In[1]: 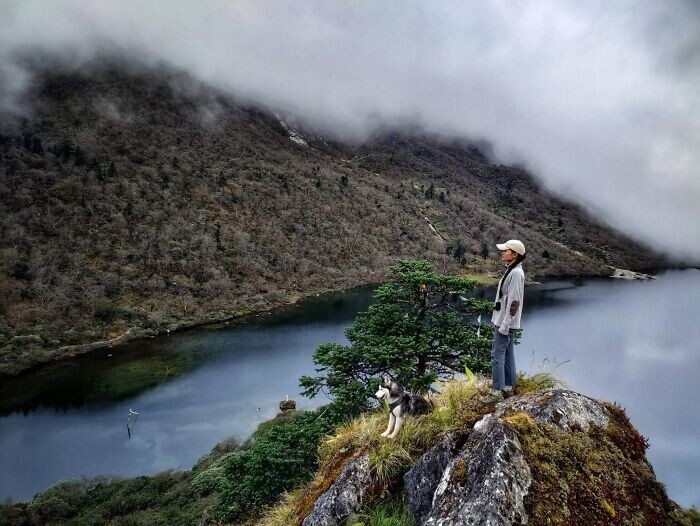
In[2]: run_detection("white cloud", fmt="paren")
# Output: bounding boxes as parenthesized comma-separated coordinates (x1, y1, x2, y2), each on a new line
(1, 0, 699, 259)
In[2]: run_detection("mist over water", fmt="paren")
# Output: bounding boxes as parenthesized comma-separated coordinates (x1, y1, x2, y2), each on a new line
(2, 1, 700, 259)
(1, 270, 698, 507)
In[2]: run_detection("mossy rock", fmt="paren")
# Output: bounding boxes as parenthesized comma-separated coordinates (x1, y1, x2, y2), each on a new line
(508, 401, 683, 525)
(280, 399, 297, 412)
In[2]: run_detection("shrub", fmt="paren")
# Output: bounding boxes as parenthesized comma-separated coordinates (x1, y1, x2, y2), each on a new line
(214, 406, 342, 522)
(94, 300, 127, 322)
(191, 465, 228, 496)
(27, 479, 87, 523)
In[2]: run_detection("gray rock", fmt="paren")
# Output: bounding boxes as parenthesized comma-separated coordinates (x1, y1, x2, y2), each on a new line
(404, 434, 458, 525)
(302, 455, 372, 526)
(426, 422, 531, 526)
(478, 389, 609, 434)
(610, 267, 655, 280)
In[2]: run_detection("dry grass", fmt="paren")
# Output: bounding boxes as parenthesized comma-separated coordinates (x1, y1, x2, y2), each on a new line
(256, 490, 300, 526)
(318, 413, 385, 468)
(318, 412, 439, 495)
(368, 443, 414, 490)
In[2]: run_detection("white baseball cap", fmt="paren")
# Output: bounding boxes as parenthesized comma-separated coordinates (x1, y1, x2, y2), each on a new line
(496, 239, 526, 255)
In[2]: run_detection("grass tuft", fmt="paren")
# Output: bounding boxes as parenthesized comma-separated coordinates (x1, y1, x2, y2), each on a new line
(368, 443, 413, 491)
(352, 497, 417, 526)
(318, 413, 384, 469)
(429, 374, 493, 433)
(514, 371, 564, 395)
(256, 489, 302, 526)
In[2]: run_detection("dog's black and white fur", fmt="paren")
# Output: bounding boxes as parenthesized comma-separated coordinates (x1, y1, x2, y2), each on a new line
(375, 375, 431, 438)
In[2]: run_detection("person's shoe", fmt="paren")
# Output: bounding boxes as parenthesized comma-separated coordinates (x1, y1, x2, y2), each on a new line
(487, 389, 505, 402)
(502, 387, 514, 399)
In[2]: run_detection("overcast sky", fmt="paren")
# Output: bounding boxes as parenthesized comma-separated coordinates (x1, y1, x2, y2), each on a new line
(1, 0, 699, 260)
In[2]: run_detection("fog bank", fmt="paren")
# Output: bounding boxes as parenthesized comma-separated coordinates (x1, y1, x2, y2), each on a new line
(1, 0, 699, 259)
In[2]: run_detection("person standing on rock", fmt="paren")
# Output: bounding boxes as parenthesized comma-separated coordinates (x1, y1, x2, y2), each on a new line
(490, 239, 526, 398)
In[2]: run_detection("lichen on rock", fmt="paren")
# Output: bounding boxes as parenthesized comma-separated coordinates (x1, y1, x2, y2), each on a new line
(404, 433, 460, 525)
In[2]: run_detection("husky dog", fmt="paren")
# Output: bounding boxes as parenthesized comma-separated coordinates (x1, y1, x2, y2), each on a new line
(375, 375, 431, 438)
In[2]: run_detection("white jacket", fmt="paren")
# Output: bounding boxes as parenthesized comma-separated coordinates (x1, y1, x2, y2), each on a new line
(491, 261, 525, 334)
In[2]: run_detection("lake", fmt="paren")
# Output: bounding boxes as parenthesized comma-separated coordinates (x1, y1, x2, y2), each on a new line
(1, 269, 698, 508)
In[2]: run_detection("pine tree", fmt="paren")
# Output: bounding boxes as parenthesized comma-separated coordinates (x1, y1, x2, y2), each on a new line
(300, 260, 494, 414)
(480, 243, 490, 259)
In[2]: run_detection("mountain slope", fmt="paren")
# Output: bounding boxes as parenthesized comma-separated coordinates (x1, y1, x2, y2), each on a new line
(0, 64, 669, 375)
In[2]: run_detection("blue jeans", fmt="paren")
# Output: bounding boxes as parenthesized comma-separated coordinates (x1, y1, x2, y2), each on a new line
(491, 328, 517, 390)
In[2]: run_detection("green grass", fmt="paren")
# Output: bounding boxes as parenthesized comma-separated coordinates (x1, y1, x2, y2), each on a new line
(514, 371, 565, 395)
(352, 498, 416, 526)
(461, 272, 499, 285)
(679, 507, 700, 526)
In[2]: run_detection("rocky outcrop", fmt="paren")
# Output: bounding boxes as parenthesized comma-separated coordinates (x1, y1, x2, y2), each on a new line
(302, 389, 685, 526)
(279, 398, 297, 412)
(301, 455, 373, 526)
(424, 421, 531, 526)
(479, 388, 609, 432)
(404, 433, 459, 525)
(404, 390, 609, 526)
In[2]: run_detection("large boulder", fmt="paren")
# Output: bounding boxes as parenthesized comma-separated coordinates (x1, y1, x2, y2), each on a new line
(424, 421, 531, 526)
(404, 389, 683, 526)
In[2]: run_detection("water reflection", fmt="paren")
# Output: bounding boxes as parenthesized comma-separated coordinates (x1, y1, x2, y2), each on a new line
(0, 286, 377, 502)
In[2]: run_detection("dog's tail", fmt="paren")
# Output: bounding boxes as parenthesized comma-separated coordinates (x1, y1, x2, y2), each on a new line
(411, 394, 433, 415)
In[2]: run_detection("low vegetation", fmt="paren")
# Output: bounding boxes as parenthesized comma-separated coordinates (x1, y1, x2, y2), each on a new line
(213, 407, 344, 522)
(352, 498, 417, 526)
(258, 372, 560, 525)
(0, 408, 339, 526)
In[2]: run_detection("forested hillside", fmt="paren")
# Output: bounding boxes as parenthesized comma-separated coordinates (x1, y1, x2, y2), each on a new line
(0, 64, 668, 375)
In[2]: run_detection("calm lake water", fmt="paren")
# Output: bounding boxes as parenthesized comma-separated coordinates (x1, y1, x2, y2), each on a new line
(1, 269, 698, 508)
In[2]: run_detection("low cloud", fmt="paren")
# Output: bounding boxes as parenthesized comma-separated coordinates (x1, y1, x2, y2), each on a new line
(1, 0, 699, 259)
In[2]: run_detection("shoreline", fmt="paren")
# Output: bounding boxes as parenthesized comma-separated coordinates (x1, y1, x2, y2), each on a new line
(0, 266, 684, 379)
(0, 277, 386, 379)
